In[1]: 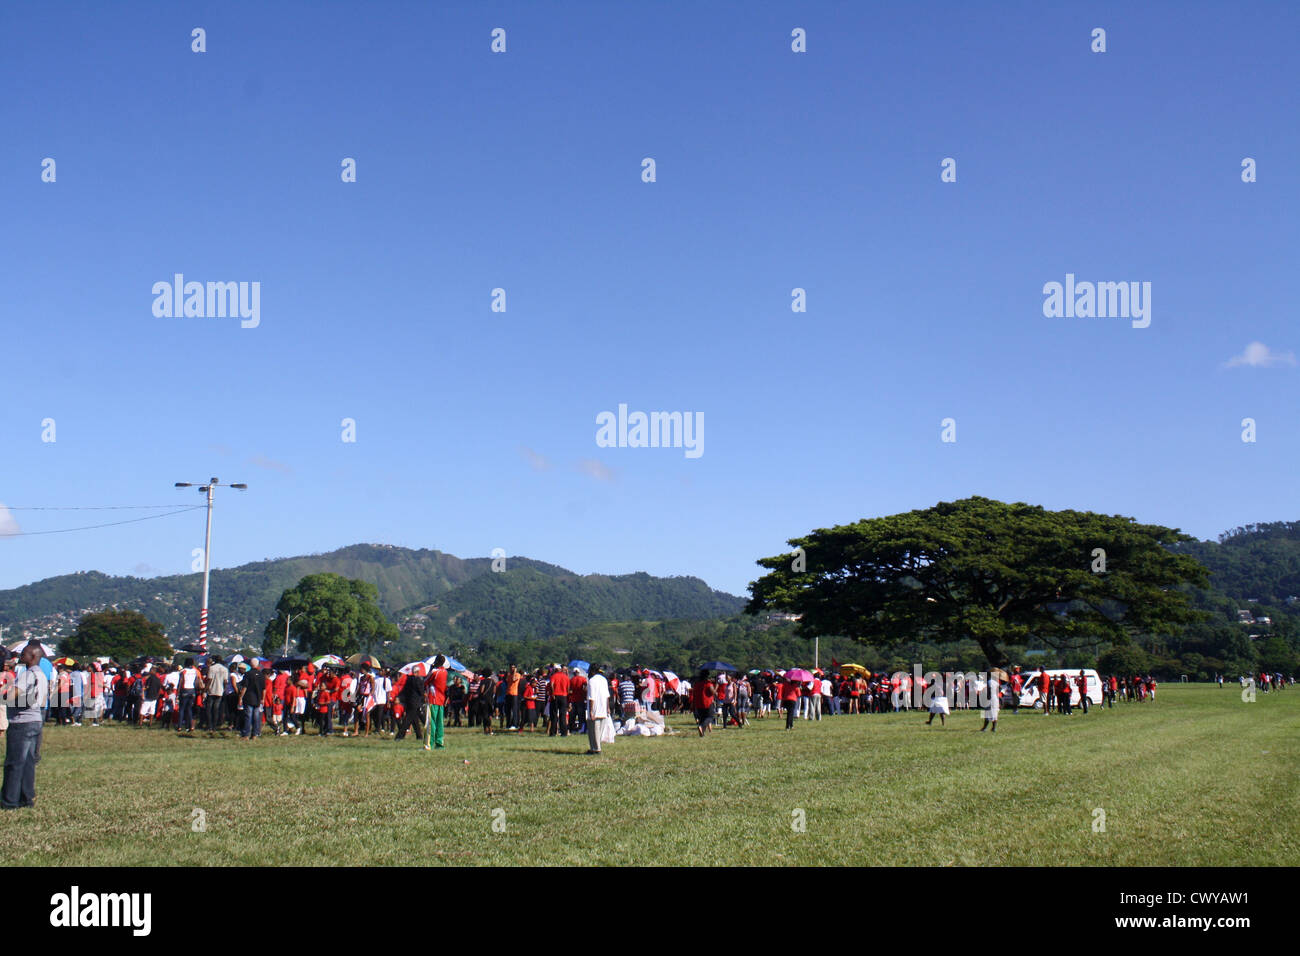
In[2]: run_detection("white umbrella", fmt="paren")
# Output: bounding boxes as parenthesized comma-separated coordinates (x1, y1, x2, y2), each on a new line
(8, 640, 56, 657)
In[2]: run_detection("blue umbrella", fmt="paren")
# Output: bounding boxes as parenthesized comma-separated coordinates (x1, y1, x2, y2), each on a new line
(568, 659, 590, 672)
(699, 660, 737, 672)
(423, 655, 470, 674)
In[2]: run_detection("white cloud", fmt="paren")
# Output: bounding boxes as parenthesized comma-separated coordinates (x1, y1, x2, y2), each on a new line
(0, 504, 19, 537)
(1226, 342, 1296, 368)
(519, 446, 551, 472)
(575, 458, 616, 482)
(249, 454, 292, 475)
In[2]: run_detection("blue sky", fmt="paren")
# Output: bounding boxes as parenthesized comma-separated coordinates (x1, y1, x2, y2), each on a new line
(1, 1, 1297, 601)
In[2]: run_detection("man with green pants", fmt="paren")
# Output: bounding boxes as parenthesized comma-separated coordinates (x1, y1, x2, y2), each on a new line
(425, 655, 448, 750)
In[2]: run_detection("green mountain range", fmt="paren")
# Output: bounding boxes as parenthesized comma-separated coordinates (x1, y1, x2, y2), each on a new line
(0, 544, 744, 651)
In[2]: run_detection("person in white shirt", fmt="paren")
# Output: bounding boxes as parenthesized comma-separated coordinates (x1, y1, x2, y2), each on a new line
(585, 664, 612, 755)
(980, 676, 1001, 733)
(177, 658, 202, 733)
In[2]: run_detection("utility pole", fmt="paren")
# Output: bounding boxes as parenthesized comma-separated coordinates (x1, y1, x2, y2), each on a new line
(282, 611, 300, 658)
(175, 478, 247, 649)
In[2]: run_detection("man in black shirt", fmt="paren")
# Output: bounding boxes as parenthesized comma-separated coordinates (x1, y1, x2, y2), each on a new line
(238, 664, 264, 740)
(395, 670, 426, 741)
(142, 670, 163, 727)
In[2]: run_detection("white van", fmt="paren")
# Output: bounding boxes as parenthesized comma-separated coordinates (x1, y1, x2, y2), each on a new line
(1017, 669, 1104, 708)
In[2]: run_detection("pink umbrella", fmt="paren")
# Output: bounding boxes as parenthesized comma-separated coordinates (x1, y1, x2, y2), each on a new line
(399, 661, 427, 676)
(785, 668, 815, 682)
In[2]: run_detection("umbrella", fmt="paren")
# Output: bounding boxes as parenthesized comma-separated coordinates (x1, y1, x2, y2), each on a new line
(347, 652, 381, 669)
(52, 656, 77, 667)
(839, 663, 869, 677)
(747, 668, 762, 675)
(228, 654, 246, 664)
(785, 668, 815, 682)
(313, 654, 345, 668)
(424, 655, 472, 677)
(699, 661, 737, 672)
(568, 659, 590, 672)
(8, 640, 56, 657)
(989, 667, 1011, 682)
(274, 656, 309, 670)
(400, 661, 427, 676)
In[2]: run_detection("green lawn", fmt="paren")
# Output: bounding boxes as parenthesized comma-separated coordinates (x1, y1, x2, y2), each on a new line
(3, 684, 1296, 865)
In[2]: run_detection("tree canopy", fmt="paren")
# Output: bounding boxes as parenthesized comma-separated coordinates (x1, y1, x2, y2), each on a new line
(746, 496, 1209, 667)
(61, 607, 171, 660)
(262, 573, 398, 656)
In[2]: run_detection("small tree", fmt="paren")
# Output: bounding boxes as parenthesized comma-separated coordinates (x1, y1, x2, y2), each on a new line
(263, 573, 398, 656)
(62, 608, 171, 661)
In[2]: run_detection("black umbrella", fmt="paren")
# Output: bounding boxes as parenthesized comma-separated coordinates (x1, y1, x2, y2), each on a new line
(273, 656, 310, 670)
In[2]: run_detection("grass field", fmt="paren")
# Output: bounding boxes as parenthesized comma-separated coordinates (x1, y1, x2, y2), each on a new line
(2, 684, 1296, 866)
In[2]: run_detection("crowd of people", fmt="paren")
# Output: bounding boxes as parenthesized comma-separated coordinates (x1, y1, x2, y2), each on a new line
(3, 634, 1296, 810)
(4, 646, 1295, 751)
(0, 653, 672, 753)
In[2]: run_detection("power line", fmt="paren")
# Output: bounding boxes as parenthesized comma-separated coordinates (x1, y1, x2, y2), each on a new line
(1, 505, 191, 511)
(0, 506, 206, 537)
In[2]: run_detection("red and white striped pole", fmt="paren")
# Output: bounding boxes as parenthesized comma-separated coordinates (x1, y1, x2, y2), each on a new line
(198, 480, 215, 648)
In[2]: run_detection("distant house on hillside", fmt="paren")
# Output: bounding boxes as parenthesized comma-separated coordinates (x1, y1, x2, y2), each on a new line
(754, 611, 801, 632)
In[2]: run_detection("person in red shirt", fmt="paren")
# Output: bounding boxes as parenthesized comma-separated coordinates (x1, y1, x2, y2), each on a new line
(690, 671, 716, 736)
(263, 671, 283, 735)
(503, 665, 523, 731)
(425, 657, 448, 750)
(547, 666, 570, 737)
(569, 669, 588, 735)
(317, 670, 339, 736)
(521, 676, 537, 733)
(1075, 671, 1089, 714)
(780, 674, 802, 730)
(1038, 670, 1052, 715)
(1055, 675, 1072, 715)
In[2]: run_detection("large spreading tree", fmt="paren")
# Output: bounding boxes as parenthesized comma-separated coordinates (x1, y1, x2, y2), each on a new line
(746, 496, 1209, 667)
(61, 607, 172, 661)
(263, 573, 398, 656)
